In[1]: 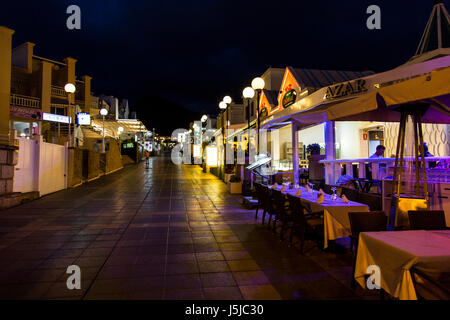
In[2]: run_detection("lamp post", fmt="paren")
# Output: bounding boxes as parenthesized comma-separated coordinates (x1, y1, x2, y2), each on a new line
(242, 87, 255, 158)
(251, 77, 265, 154)
(100, 108, 108, 153)
(219, 98, 230, 176)
(64, 83, 76, 147)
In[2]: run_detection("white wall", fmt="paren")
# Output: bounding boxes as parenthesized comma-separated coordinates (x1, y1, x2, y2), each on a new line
(13, 136, 67, 196)
(13, 138, 38, 193)
(298, 123, 325, 148)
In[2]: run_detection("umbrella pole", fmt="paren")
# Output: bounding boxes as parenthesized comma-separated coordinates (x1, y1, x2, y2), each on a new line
(413, 113, 420, 197)
(389, 112, 406, 229)
(417, 114, 429, 206)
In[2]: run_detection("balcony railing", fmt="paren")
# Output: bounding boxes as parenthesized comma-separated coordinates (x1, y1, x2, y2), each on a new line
(10, 94, 41, 109)
(51, 86, 67, 97)
(320, 157, 450, 183)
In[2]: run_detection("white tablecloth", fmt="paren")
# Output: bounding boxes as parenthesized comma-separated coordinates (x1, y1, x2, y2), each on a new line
(355, 230, 450, 300)
(273, 186, 369, 248)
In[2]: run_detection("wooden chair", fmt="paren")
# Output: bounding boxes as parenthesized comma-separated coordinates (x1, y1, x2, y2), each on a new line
(341, 187, 359, 202)
(348, 211, 388, 289)
(286, 194, 324, 254)
(270, 189, 290, 235)
(408, 210, 447, 230)
(357, 192, 382, 211)
(260, 185, 274, 226)
(323, 184, 334, 195)
(410, 267, 450, 300)
(254, 183, 264, 220)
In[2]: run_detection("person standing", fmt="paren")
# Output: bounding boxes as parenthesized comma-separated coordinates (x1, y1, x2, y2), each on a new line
(145, 150, 150, 168)
(370, 145, 385, 158)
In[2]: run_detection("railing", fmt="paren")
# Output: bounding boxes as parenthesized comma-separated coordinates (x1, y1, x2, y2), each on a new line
(10, 94, 41, 109)
(51, 86, 67, 97)
(320, 157, 450, 183)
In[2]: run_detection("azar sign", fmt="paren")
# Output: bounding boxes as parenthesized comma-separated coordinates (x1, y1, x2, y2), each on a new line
(325, 79, 368, 100)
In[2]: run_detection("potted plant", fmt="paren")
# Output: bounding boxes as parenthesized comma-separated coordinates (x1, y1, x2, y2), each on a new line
(227, 175, 242, 194)
(307, 144, 325, 182)
(306, 143, 321, 155)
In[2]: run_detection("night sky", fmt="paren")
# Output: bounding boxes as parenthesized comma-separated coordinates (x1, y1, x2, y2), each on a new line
(0, 0, 444, 135)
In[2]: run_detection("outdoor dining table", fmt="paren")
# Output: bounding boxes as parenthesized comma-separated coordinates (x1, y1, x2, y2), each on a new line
(354, 230, 450, 300)
(272, 185, 369, 248)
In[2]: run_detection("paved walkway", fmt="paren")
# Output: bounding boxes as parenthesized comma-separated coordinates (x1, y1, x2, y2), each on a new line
(0, 155, 377, 299)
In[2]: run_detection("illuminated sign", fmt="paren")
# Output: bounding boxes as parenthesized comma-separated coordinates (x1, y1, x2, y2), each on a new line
(76, 113, 91, 125)
(325, 79, 368, 100)
(282, 89, 297, 108)
(206, 146, 218, 167)
(259, 106, 268, 117)
(42, 113, 71, 124)
(193, 144, 202, 158)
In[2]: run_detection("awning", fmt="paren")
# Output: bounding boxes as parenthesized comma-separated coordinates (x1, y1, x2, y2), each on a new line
(326, 66, 450, 124)
(90, 119, 148, 138)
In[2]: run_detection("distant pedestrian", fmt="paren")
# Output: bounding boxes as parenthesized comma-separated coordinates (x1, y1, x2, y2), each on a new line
(145, 151, 150, 168)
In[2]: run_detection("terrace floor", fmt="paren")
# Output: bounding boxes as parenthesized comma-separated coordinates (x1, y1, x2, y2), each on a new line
(0, 155, 379, 300)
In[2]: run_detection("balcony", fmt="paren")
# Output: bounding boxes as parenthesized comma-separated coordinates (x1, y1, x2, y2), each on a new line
(10, 94, 41, 109)
(51, 86, 67, 98)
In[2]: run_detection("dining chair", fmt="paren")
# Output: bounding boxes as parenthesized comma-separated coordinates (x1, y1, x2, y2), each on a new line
(286, 194, 324, 254)
(270, 189, 290, 235)
(341, 187, 359, 202)
(260, 185, 274, 226)
(254, 183, 264, 220)
(357, 192, 382, 211)
(323, 184, 334, 195)
(410, 267, 450, 300)
(408, 210, 447, 230)
(348, 211, 388, 289)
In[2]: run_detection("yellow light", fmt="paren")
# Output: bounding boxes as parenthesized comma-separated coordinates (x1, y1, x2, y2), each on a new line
(64, 83, 76, 93)
(223, 96, 232, 104)
(206, 146, 218, 167)
(243, 87, 255, 98)
(193, 144, 202, 157)
(251, 77, 265, 90)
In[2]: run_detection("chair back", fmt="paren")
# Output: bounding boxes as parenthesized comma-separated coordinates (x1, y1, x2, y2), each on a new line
(323, 185, 334, 195)
(357, 192, 382, 211)
(272, 189, 288, 217)
(348, 211, 387, 246)
(341, 187, 359, 202)
(408, 210, 447, 230)
(287, 194, 307, 226)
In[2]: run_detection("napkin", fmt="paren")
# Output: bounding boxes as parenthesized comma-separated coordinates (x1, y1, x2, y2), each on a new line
(316, 194, 324, 204)
(342, 195, 349, 203)
(296, 189, 302, 196)
(272, 183, 278, 189)
(280, 185, 286, 192)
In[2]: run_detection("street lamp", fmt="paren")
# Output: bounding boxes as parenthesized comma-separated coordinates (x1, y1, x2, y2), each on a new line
(223, 96, 232, 105)
(64, 83, 76, 147)
(100, 108, 108, 153)
(242, 87, 255, 157)
(251, 77, 265, 153)
(201, 115, 208, 123)
(219, 97, 232, 176)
